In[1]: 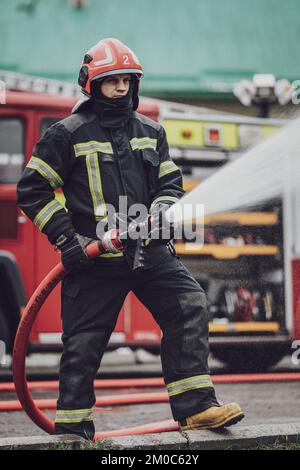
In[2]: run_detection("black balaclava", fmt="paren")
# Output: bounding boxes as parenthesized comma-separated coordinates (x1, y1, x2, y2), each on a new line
(89, 75, 138, 128)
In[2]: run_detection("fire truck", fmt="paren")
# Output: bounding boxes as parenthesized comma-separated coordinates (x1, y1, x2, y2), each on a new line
(0, 71, 298, 370)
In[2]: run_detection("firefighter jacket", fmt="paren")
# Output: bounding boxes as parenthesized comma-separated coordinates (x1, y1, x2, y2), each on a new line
(17, 107, 184, 261)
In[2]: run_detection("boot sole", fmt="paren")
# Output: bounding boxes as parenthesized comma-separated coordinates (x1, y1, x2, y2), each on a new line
(180, 411, 245, 432)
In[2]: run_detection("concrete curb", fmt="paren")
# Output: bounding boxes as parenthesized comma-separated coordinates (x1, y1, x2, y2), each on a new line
(98, 423, 300, 450)
(0, 434, 84, 450)
(1, 423, 300, 450)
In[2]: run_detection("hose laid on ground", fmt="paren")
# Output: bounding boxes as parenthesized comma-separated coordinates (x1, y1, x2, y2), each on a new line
(0, 391, 170, 412)
(5, 369, 300, 412)
(0, 378, 165, 392)
(95, 420, 179, 440)
(3, 372, 300, 393)
(12, 241, 180, 440)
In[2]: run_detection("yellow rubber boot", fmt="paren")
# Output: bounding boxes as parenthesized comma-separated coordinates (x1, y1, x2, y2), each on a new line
(179, 403, 245, 431)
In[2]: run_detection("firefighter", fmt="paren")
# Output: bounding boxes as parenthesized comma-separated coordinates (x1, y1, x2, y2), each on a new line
(17, 38, 244, 440)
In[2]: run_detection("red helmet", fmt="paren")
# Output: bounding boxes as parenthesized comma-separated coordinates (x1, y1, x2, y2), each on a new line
(78, 38, 143, 96)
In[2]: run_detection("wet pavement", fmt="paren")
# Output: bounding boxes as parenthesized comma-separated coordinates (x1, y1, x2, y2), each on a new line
(0, 351, 300, 439)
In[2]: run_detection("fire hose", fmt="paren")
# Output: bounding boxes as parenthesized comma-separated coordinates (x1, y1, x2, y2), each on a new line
(3, 372, 300, 394)
(12, 227, 180, 440)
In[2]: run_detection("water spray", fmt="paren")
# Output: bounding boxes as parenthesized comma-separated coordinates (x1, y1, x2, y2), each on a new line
(166, 117, 300, 223)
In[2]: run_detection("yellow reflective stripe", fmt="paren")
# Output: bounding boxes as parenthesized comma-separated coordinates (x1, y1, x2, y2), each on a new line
(54, 191, 66, 210)
(85, 154, 123, 259)
(158, 161, 179, 179)
(168, 382, 213, 397)
(55, 408, 93, 423)
(33, 200, 63, 231)
(55, 417, 93, 423)
(101, 252, 124, 258)
(159, 168, 178, 179)
(85, 153, 107, 222)
(130, 137, 157, 151)
(56, 408, 92, 415)
(168, 374, 212, 387)
(27, 156, 63, 188)
(74, 141, 113, 157)
(85, 154, 98, 217)
(167, 375, 214, 397)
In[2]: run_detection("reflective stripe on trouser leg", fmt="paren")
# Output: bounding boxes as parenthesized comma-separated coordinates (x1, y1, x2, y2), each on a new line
(166, 375, 218, 420)
(55, 408, 93, 424)
(167, 375, 214, 397)
(55, 408, 94, 440)
(55, 410, 95, 440)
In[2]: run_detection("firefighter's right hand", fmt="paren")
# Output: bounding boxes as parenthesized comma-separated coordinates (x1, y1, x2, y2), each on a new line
(55, 231, 93, 273)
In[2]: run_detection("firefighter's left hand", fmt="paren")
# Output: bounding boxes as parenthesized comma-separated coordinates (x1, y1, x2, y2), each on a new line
(56, 232, 94, 273)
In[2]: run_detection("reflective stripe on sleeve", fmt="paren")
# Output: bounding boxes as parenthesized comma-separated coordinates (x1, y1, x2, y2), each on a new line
(74, 141, 113, 157)
(130, 137, 157, 151)
(27, 156, 63, 189)
(158, 160, 179, 179)
(167, 375, 214, 397)
(33, 200, 64, 231)
(55, 408, 93, 424)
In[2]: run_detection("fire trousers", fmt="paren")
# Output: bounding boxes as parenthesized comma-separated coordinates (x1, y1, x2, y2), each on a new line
(55, 250, 219, 439)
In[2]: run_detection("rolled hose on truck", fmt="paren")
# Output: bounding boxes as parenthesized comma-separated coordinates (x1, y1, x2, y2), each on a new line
(12, 232, 179, 441)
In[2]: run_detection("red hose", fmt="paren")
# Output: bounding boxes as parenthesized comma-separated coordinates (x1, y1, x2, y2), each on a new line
(3, 372, 300, 393)
(12, 241, 178, 440)
(0, 391, 169, 412)
(0, 378, 165, 392)
(95, 420, 179, 439)
(213, 372, 300, 383)
(12, 261, 65, 435)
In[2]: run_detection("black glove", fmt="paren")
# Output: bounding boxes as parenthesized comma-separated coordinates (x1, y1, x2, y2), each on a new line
(148, 203, 175, 245)
(55, 230, 94, 273)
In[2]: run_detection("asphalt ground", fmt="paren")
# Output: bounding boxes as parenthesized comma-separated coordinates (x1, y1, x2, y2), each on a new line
(0, 351, 300, 439)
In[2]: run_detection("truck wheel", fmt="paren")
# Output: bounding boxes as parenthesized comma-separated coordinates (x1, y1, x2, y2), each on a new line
(211, 345, 286, 372)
